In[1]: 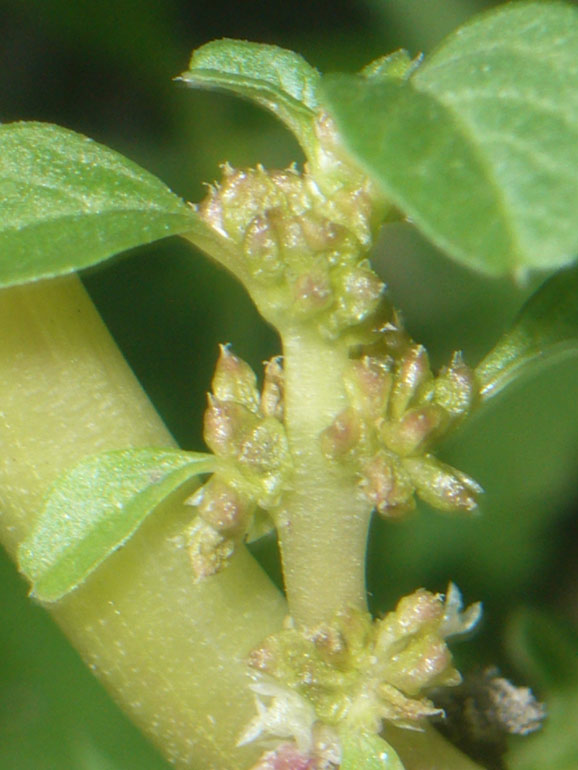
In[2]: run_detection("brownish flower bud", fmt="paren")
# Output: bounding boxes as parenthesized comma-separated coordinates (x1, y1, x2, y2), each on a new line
(261, 357, 285, 421)
(320, 407, 363, 459)
(211, 345, 260, 412)
(193, 475, 252, 534)
(380, 404, 448, 456)
(343, 356, 393, 420)
(389, 344, 432, 419)
(359, 450, 415, 517)
(299, 213, 347, 253)
(243, 214, 284, 281)
(292, 268, 333, 315)
(203, 396, 258, 457)
(305, 624, 348, 668)
(404, 455, 483, 514)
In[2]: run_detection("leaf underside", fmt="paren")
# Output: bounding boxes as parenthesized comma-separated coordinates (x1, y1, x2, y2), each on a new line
(322, 1, 578, 277)
(476, 262, 578, 401)
(18, 448, 215, 602)
(179, 38, 321, 154)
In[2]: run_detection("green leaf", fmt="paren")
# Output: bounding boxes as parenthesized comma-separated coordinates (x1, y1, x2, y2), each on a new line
(340, 730, 405, 770)
(475, 263, 578, 401)
(179, 39, 321, 154)
(322, 1, 578, 276)
(18, 448, 216, 602)
(0, 122, 214, 287)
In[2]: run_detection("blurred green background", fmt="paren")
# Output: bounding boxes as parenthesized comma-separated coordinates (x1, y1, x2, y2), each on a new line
(1, 1, 577, 768)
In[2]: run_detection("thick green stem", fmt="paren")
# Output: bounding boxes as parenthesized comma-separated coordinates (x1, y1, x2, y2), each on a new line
(0, 277, 287, 770)
(278, 326, 373, 626)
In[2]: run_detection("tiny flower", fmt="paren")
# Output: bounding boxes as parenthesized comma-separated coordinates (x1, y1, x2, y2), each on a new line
(261, 357, 285, 421)
(320, 407, 363, 459)
(432, 351, 477, 418)
(403, 455, 483, 514)
(186, 518, 235, 580)
(238, 681, 317, 753)
(343, 356, 393, 420)
(211, 344, 260, 412)
(389, 344, 432, 419)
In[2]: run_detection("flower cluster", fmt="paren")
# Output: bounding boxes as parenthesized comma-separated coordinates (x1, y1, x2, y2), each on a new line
(199, 163, 386, 339)
(322, 327, 483, 518)
(244, 584, 481, 743)
(186, 346, 291, 578)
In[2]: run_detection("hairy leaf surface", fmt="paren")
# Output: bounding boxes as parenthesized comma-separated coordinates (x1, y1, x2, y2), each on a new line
(0, 123, 212, 286)
(18, 449, 216, 602)
(322, 1, 578, 276)
(180, 39, 321, 153)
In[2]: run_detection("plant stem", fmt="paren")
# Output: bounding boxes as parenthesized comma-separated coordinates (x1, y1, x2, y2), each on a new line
(278, 325, 373, 627)
(0, 276, 287, 770)
(383, 724, 486, 770)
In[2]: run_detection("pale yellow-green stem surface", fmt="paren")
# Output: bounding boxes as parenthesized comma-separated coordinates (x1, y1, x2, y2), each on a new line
(0, 276, 287, 770)
(384, 724, 486, 770)
(0, 276, 486, 770)
(279, 326, 373, 627)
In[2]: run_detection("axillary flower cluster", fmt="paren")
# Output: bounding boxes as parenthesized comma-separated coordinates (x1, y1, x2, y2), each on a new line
(187, 112, 482, 575)
(184, 110, 486, 764)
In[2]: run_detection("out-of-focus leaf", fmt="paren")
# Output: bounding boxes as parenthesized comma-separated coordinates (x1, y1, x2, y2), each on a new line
(0, 122, 216, 287)
(506, 610, 578, 770)
(18, 448, 215, 602)
(475, 264, 578, 402)
(506, 608, 578, 691)
(322, 2, 578, 276)
(179, 39, 321, 154)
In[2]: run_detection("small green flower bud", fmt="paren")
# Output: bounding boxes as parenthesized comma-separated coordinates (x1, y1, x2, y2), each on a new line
(376, 589, 443, 651)
(292, 268, 333, 316)
(218, 167, 286, 243)
(239, 417, 289, 473)
(243, 214, 284, 282)
(343, 356, 393, 420)
(211, 345, 260, 412)
(271, 211, 311, 262)
(268, 167, 312, 214)
(203, 396, 259, 457)
(299, 213, 347, 253)
(192, 475, 252, 534)
(187, 518, 235, 580)
(328, 262, 385, 334)
(404, 455, 483, 514)
(238, 417, 291, 505)
(391, 635, 457, 695)
(389, 344, 432, 419)
(323, 184, 375, 247)
(359, 450, 415, 517)
(261, 357, 285, 421)
(320, 407, 363, 459)
(433, 351, 477, 418)
(380, 404, 448, 456)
